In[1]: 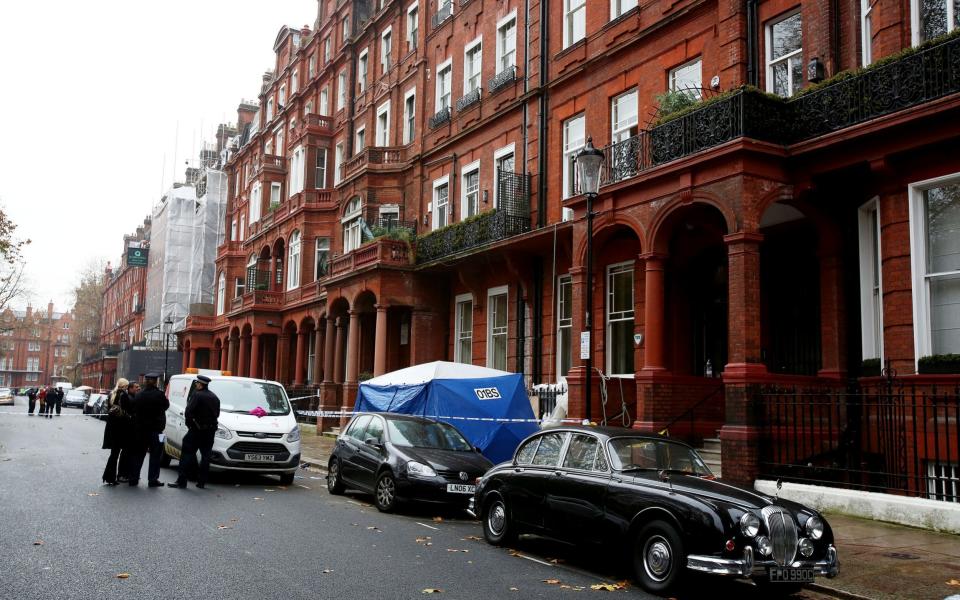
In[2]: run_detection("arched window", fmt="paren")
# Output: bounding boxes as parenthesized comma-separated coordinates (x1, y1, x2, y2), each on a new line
(247, 254, 259, 291)
(342, 197, 363, 253)
(216, 272, 226, 315)
(287, 230, 302, 289)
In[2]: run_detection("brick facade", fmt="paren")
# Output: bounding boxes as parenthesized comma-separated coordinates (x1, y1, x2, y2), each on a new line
(0, 303, 74, 389)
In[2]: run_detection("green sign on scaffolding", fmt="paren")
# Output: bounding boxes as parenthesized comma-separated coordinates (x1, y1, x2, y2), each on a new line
(127, 246, 148, 267)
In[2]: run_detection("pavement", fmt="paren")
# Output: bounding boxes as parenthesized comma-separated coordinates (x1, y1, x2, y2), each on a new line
(298, 421, 960, 600)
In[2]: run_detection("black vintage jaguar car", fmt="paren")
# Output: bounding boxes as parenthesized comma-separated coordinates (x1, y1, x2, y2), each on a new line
(472, 426, 839, 595)
(327, 412, 494, 512)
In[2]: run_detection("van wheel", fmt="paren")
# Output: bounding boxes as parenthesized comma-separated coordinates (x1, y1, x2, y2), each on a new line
(375, 471, 397, 512)
(279, 472, 295, 486)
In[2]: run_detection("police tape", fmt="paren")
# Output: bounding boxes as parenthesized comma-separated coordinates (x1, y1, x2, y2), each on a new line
(292, 409, 585, 425)
(0, 411, 102, 416)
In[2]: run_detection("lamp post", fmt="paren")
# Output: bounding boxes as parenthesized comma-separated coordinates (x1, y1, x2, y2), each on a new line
(574, 137, 604, 424)
(163, 316, 174, 386)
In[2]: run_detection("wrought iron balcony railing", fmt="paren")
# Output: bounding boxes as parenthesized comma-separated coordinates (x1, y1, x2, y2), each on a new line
(429, 106, 451, 129)
(488, 66, 516, 94)
(432, 2, 453, 29)
(456, 88, 481, 111)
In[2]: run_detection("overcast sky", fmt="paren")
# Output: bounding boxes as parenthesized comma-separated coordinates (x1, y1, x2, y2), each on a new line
(0, 0, 316, 311)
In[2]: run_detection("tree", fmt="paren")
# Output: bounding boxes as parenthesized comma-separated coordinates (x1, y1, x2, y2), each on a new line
(67, 261, 108, 378)
(0, 206, 30, 320)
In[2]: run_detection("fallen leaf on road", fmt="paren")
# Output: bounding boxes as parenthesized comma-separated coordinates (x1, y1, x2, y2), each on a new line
(366, 526, 381, 532)
(446, 549, 469, 553)
(589, 582, 624, 591)
(461, 536, 482, 541)
(415, 536, 432, 546)
(543, 579, 561, 585)
(322, 569, 334, 574)
(432, 516, 443, 523)
(253, 497, 263, 501)
(115, 573, 130, 579)
(508, 550, 522, 557)
(230, 518, 239, 522)
(422, 589, 442, 594)
(87, 493, 99, 497)
(217, 524, 232, 530)
(33, 540, 44, 546)
(509, 587, 518, 591)
(947, 579, 960, 586)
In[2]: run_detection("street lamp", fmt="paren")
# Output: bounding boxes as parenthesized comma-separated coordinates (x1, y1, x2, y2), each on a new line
(163, 316, 174, 386)
(574, 137, 604, 425)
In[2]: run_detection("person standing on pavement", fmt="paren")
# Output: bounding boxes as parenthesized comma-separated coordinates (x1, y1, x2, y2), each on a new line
(101, 379, 133, 485)
(26, 387, 37, 415)
(128, 373, 169, 487)
(169, 375, 220, 489)
(37, 387, 46, 416)
(44, 385, 57, 418)
(54, 386, 64, 416)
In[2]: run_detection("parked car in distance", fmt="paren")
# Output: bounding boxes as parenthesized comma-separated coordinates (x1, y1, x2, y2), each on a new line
(327, 412, 494, 513)
(473, 426, 839, 595)
(63, 388, 90, 408)
(84, 393, 109, 419)
(0, 387, 12, 405)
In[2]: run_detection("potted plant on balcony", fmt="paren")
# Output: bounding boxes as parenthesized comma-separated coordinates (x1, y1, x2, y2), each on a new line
(861, 358, 882, 377)
(917, 354, 960, 374)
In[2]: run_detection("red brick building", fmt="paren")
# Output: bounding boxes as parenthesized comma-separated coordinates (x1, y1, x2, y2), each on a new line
(101, 217, 151, 349)
(0, 303, 74, 389)
(180, 0, 960, 492)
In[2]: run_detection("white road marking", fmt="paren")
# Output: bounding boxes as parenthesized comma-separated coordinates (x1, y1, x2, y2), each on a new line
(517, 554, 554, 567)
(416, 522, 440, 531)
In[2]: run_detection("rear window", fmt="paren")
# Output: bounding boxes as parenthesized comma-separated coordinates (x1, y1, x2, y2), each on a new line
(207, 380, 290, 415)
(531, 432, 567, 466)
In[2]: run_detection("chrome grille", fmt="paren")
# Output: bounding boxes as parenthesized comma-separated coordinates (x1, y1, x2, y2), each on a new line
(761, 505, 798, 566)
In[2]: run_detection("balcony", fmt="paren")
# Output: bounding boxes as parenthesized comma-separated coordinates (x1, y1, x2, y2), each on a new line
(488, 66, 516, 95)
(432, 2, 452, 29)
(253, 153, 285, 175)
(328, 238, 413, 278)
(456, 88, 481, 112)
(217, 240, 243, 259)
(340, 146, 408, 181)
(429, 106, 451, 129)
(232, 290, 284, 312)
(302, 113, 334, 135)
(599, 31, 960, 187)
(185, 315, 216, 330)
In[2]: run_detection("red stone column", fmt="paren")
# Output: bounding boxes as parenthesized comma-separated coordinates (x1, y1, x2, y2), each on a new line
(565, 267, 587, 421)
(640, 253, 667, 372)
(323, 317, 336, 384)
(227, 337, 237, 374)
(333, 318, 345, 384)
(249, 334, 261, 379)
(344, 310, 360, 384)
(276, 334, 289, 384)
(818, 252, 847, 378)
(373, 304, 388, 376)
(237, 335, 249, 378)
(188, 347, 197, 370)
(294, 328, 307, 385)
(313, 326, 324, 384)
(219, 342, 228, 371)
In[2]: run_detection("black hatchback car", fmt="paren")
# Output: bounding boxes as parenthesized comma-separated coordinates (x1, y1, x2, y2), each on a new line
(327, 412, 494, 512)
(473, 426, 839, 595)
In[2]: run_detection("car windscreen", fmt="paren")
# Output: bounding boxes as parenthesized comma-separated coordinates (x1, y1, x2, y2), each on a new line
(208, 380, 290, 415)
(607, 438, 712, 476)
(385, 419, 473, 451)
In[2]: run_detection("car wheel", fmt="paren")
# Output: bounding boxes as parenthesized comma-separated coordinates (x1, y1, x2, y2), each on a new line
(279, 472, 295, 486)
(374, 471, 397, 513)
(633, 520, 684, 594)
(482, 495, 516, 546)
(159, 450, 172, 468)
(326, 458, 345, 495)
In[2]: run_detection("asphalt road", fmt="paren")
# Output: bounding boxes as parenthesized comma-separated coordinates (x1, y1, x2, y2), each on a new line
(0, 397, 831, 600)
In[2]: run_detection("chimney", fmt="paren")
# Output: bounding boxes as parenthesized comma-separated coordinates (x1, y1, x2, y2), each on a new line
(301, 24, 311, 37)
(26, 304, 32, 318)
(105, 262, 113, 278)
(48, 301, 53, 318)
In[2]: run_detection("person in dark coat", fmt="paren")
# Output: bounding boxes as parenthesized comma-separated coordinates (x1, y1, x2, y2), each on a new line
(44, 385, 57, 418)
(55, 386, 64, 415)
(26, 388, 37, 415)
(169, 375, 220, 489)
(101, 379, 133, 485)
(127, 373, 170, 487)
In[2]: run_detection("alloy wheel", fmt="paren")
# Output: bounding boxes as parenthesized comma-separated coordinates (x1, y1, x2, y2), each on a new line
(377, 475, 395, 507)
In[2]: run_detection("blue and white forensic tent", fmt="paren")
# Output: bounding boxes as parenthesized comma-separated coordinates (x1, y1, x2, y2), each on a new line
(354, 361, 538, 464)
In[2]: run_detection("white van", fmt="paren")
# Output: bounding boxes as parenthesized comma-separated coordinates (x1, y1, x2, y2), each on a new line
(160, 370, 301, 485)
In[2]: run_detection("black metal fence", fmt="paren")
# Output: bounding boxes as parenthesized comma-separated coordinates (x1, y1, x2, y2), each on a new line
(530, 383, 565, 419)
(755, 379, 960, 503)
(287, 389, 319, 425)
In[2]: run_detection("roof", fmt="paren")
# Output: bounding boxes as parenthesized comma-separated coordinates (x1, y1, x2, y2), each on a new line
(535, 425, 690, 445)
(362, 361, 515, 386)
(354, 411, 444, 424)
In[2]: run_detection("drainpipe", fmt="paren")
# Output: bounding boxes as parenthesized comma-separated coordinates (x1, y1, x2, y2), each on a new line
(746, 0, 759, 87)
(522, 0, 530, 171)
(537, 0, 549, 228)
(831, 0, 841, 75)
(532, 257, 543, 382)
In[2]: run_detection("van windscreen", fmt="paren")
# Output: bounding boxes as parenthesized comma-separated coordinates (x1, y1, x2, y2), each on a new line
(209, 380, 290, 415)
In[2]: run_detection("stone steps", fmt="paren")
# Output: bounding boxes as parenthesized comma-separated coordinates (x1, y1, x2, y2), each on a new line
(697, 436, 722, 478)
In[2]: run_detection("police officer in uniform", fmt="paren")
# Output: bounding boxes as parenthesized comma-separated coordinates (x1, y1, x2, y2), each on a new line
(169, 375, 220, 489)
(128, 373, 170, 487)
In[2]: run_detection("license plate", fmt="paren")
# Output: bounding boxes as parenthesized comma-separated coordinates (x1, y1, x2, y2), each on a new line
(768, 567, 815, 583)
(244, 453, 276, 462)
(446, 483, 476, 494)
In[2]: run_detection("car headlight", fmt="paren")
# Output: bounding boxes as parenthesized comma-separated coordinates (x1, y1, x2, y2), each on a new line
(215, 424, 233, 440)
(798, 537, 815, 557)
(406, 461, 437, 477)
(756, 536, 773, 556)
(286, 426, 301, 443)
(740, 512, 760, 538)
(805, 515, 824, 540)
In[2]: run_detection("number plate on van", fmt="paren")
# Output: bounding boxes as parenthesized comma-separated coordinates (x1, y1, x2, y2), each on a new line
(244, 453, 275, 462)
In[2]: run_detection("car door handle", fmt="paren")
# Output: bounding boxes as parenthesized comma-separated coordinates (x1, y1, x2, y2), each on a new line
(514, 467, 522, 473)
(554, 471, 564, 477)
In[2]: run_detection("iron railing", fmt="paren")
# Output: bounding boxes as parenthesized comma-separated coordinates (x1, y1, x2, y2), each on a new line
(246, 267, 271, 291)
(531, 382, 566, 419)
(488, 66, 516, 94)
(429, 106, 451, 129)
(416, 209, 529, 263)
(755, 377, 960, 503)
(457, 88, 481, 111)
(432, 1, 453, 29)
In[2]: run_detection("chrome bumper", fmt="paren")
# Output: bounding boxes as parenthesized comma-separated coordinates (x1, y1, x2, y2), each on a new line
(687, 545, 839, 579)
(466, 497, 477, 518)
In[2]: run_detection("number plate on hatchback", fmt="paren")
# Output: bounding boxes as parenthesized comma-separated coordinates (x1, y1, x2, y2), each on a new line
(244, 453, 276, 462)
(768, 567, 815, 583)
(446, 484, 475, 494)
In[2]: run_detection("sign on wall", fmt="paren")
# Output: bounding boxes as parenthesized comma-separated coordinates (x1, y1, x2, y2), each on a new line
(127, 246, 148, 267)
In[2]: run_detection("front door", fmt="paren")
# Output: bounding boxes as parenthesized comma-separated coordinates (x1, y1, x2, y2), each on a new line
(508, 432, 567, 530)
(352, 415, 384, 490)
(545, 433, 609, 542)
(339, 414, 372, 486)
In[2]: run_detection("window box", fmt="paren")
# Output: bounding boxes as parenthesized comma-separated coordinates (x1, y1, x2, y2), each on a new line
(860, 358, 882, 377)
(488, 66, 517, 94)
(456, 88, 481, 112)
(918, 354, 960, 374)
(429, 106, 451, 128)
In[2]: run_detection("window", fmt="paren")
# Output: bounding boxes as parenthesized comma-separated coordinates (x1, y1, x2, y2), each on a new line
(342, 197, 363, 253)
(276, 128, 286, 156)
(290, 145, 305, 195)
(912, 0, 958, 44)
(231, 218, 237, 242)
(464, 38, 482, 94)
(355, 126, 366, 152)
(381, 28, 392, 72)
(562, 113, 585, 199)
(28, 341, 40, 352)
(611, 0, 637, 19)
(862, 0, 873, 65)
(403, 88, 416, 143)
(63, 322, 70, 329)
(433, 177, 449, 229)
(910, 175, 960, 359)
(669, 57, 703, 98)
(334, 142, 344, 184)
(859, 199, 883, 360)
(407, 3, 419, 51)
(279, 84, 287, 107)
(216, 272, 226, 315)
(270, 182, 281, 209)
(462, 162, 480, 219)
(265, 139, 273, 155)
(266, 97, 275, 121)
(235, 276, 245, 299)
(496, 13, 517, 72)
(564, 0, 586, 48)
(766, 11, 803, 97)
(249, 182, 262, 222)
(358, 49, 368, 92)
(926, 462, 959, 502)
(308, 55, 316, 78)
(611, 90, 638, 143)
(455, 294, 473, 363)
(342, 16, 351, 41)
(239, 217, 245, 241)
(320, 87, 329, 115)
(292, 70, 299, 93)
(557, 275, 573, 377)
(315, 237, 330, 279)
(376, 101, 390, 146)
(324, 37, 331, 63)
(531, 432, 566, 466)
(287, 230, 302, 289)
(338, 70, 347, 110)
(607, 262, 635, 376)
(436, 60, 452, 110)
(488, 286, 508, 370)
(493, 144, 515, 208)
(563, 434, 604, 470)
(315, 147, 328, 188)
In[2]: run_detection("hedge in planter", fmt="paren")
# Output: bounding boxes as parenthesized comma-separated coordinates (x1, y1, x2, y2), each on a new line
(917, 354, 960, 374)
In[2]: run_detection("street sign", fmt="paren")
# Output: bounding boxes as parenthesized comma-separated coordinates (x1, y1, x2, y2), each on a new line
(127, 246, 148, 267)
(580, 331, 590, 360)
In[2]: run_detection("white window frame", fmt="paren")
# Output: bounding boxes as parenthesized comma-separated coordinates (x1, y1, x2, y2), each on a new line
(292, 70, 299, 93)
(557, 274, 573, 377)
(611, 0, 637, 19)
(461, 160, 481, 219)
(375, 101, 391, 147)
(454, 293, 474, 364)
(407, 2, 419, 52)
(861, 0, 873, 66)
(355, 125, 366, 152)
(493, 143, 515, 209)
(463, 36, 483, 95)
(403, 87, 416, 144)
(274, 126, 285, 157)
(606, 261, 635, 377)
(765, 10, 804, 97)
(249, 182, 262, 223)
(911, 0, 958, 45)
(324, 37, 332, 63)
(315, 147, 328, 188)
(320, 87, 330, 115)
(496, 12, 517, 73)
(270, 182, 281, 208)
(564, 0, 586, 49)
(381, 27, 393, 72)
(487, 285, 509, 370)
(290, 145, 305, 195)
(287, 230, 302, 290)
(669, 57, 703, 98)
(216, 272, 226, 315)
(308, 55, 316, 78)
(611, 90, 638, 143)
(342, 15, 351, 41)
(858, 197, 884, 361)
(315, 237, 330, 280)
(436, 58, 452, 111)
(279, 84, 287, 107)
(358, 48, 369, 92)
(562, 113, 585, 200)
(337, 70, 347, 110)
(432, 176, 450, 230)
(334, 142, 344, 185)
(266, 97, 275, 121)
(342, 197, 363, 253)
(909, 173, 960, 364)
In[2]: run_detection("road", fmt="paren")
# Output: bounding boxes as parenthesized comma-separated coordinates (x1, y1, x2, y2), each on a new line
(0, 396, 832, 600)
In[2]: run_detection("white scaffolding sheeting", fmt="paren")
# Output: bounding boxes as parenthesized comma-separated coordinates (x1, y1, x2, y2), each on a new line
(188, 169, 227, 316)
(145, 185, 197, 333)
